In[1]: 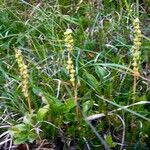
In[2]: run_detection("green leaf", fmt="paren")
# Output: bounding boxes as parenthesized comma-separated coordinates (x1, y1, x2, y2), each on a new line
(63, 98, 75, 113)
(28, 133, 37, 143)
(37, 104, 49, 121)
(23, 113, 36, 125)
(82, 71, 99, 92)
(8, 127, 19, 137)
(82, 100, 91, 114)
(16, 124, 28, 131)
(105, 135, 116, 148)
(14, 134, 28, 144)
(95, 66, 107, 80)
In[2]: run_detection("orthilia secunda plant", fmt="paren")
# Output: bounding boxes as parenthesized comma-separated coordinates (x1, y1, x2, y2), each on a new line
(64, 29, 79, 121)
(15, 48, 32, 113)
(131, 18, 142, 95)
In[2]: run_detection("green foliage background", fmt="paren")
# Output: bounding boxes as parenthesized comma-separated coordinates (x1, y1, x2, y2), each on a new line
(0, 0, 150, 149)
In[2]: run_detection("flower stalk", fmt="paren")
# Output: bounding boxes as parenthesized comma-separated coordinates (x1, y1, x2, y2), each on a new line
(64, 29, 79, 121)
(15, 48, 32, 113)
(131, 18, 142, 97)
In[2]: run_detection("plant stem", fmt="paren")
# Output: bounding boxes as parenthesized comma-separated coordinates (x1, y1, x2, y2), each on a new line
(136, 0, 139, 18)
(133, 75, 137, 98)
(27, 97, 32, 114)
(73, 85, 79, 123)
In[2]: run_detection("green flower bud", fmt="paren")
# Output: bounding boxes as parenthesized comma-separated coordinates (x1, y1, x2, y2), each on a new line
(64, 29, 72, 35)
(70, 69, 75, 74)
(132, 62, 138, 67)
(70, 78, 75, 82)
(67, 60, 73, 65)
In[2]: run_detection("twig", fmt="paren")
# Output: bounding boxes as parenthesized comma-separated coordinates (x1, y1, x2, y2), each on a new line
(116, 115, 125, 150)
